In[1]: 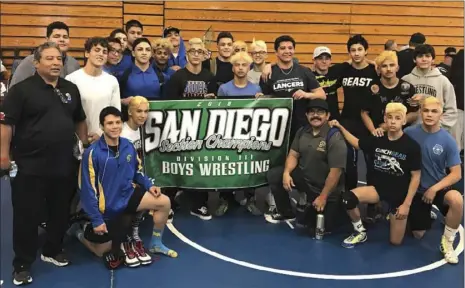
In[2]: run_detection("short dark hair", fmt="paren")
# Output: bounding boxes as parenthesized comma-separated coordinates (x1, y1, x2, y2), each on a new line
(409, 32, 426, 47)
(99, 107, 122, 126)
(125, 20, 143, 32)
(347, 34, 369, 52)
(216, 31, 233, 44)
(414, 44, 436, 60)
(46, 21, 69, 38)
(84, 37, 109, 53)
(445, 47, 457, 55)
(106, 37, 122, 46)
(274, 35, 296, 51)
(132, 37, 152, 50)
(109, 28, 126, 38)
(384, 40, 396, 50)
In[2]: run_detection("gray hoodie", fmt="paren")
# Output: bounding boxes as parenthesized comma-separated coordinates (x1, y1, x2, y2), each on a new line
(402, 67, 457, 130)
(9, 54, 81, 88)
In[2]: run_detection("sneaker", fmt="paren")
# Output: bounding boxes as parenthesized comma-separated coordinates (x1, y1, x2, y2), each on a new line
(265, 211, 296, 224)
(246, 198, 262, 216)
(190, 206, 212, 220)
(440, 236, 459, 264)
(103, 250, 124, 270)
(214, 199, 229, 217)
(133, 241, 152, 265)
(342, 231, 367, 248)
(167, 209, 174, 224)
(41, 251, 69, 267)
(264, 206, 277, 217)
(121, 242, 140, 267)
(12, 270, 32, 286)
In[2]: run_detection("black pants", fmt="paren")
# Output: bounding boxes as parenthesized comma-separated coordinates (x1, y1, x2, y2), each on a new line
(186, 190, 209, 210)
(11, 173, 75, 271)
(267, 166, 346, 231)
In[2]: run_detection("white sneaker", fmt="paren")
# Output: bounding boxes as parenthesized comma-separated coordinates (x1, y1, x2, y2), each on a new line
(440, 236, 459, 264)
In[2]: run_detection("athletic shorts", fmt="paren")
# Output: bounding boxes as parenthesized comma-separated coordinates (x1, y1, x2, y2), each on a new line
(408, 188, 452, 231)
(373, 185, 406, 214)
(84, 186, 146, 244)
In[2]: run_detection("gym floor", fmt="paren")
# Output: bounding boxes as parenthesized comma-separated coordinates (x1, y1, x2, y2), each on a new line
(1, 160, 464, 288)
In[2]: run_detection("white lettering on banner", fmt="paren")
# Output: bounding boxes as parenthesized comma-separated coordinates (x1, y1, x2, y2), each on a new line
(144, 105, 291, 153)
(145, 110, 202, 152)
(162, 161, 194, 175)
(198, 160, 270, 176)
(206, 108, 289, 147)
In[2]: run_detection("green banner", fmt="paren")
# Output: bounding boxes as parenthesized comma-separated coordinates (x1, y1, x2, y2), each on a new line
(143, 98, 293, 189)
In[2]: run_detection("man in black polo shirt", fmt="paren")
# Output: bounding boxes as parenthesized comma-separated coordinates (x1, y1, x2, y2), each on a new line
(397, 32, 426, 79)
(0, 42, 87, 286)
(265, 99, 347, 233)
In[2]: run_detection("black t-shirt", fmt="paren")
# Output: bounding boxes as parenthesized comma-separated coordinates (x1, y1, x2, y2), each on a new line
(259, 64, 320, 140)
(362, 79, 417, 128)
(396, 48, 415, 79)
(337, 62, 378, 124)
(165, 67, 217, 100)
(0, 73, 86, 176)
(202, 57, 234, 90)
(359, 134, 421, 199)
(436, 63, 450, 78)
(314, 67, 342, 121)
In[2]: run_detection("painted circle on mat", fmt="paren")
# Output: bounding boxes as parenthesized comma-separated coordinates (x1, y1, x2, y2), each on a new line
(167, 223, 464, 280)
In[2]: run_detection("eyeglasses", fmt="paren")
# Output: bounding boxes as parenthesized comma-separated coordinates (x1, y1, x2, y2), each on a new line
(308, 110, 326, 116)
(54, 88, 70, 104)
(251, 51, 267, 56)
(109, 48, 122, 55)
(187, 49, 205, 55)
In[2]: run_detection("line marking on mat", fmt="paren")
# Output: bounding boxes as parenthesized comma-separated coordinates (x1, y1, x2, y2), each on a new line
(167, 223, 464, 280)
(285, 220, 294, 230)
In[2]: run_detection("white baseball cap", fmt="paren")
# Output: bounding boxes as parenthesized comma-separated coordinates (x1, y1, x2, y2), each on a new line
(313, 46, 332, 59)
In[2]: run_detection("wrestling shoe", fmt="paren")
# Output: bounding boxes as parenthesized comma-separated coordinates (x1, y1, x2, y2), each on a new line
(342, 231, 367, 248)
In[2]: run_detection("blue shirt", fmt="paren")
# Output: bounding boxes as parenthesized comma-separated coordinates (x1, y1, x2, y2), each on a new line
(217, 80, 261, 97)
(103, 59, 131, 78)
(404, 124, 461, 193)
(123, 65, 161, 100)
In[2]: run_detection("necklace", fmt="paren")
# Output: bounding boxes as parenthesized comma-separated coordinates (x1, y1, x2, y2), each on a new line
(280, 64, 294, 75)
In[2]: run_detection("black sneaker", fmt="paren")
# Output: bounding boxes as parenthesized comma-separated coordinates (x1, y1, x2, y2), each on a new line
(103, 250, 125, 270)
(13, 270, 33, 286)
(41, 251, 69, 267)
(265, 212, 296, 224)
(190, 206, 212, 220)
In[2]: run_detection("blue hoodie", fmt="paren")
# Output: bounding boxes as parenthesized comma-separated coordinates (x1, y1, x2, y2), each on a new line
(79, 136, 154, 227)
(167, 36, 188, 68)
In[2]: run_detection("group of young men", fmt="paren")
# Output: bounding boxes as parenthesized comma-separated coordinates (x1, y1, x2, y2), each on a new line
(0, 19, 463, 286)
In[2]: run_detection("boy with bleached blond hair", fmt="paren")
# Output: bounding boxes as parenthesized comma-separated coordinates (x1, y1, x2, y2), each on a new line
(330, 102, 422, 248)
(248, 39, 268, 84)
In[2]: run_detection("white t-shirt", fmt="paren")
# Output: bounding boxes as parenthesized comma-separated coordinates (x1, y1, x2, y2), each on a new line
(121, 122, 142, 156)
(65, 69, 121, 135)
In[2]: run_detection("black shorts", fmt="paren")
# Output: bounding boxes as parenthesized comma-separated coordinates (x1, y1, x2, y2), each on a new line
(408, 188, 452, 231)
(84, 187, 146, 244)
(373, 185, 406, 214)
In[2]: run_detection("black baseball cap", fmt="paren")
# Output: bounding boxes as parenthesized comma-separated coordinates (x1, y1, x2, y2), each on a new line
(445, 47, 457, 57)
(163, 26, 180, 37)
(409, 33, 426, 45)
(307, 99, 329, 112)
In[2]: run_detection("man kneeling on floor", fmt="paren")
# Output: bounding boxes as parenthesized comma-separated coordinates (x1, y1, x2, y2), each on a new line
(329, 103, 422, 248)
(405, 97, 463, 264)
(77, 106, 177, 269)
(266, 99, 347, 234)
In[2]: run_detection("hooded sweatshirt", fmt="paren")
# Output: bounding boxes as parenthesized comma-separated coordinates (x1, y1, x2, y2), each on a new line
(402, 67, 457, 130)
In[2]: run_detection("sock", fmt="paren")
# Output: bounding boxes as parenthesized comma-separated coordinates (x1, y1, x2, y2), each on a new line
(444, 225, 457, 242)
(149, 227, 178, 258)
(352, 219, 365, 233)
(132, 212, 144, 242)
(267, 193, 276, 208)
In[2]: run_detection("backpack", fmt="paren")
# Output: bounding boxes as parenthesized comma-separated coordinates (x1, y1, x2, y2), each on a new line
(326, 127, 357, 168)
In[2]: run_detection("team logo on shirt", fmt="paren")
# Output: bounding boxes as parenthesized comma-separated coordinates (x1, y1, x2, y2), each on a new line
(317, 140, 326, 152)
(433, 144, 444, 155)
(370, 84, 379, 94)
(127, 154, 132, 162)
(401, 82, 411, 93)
